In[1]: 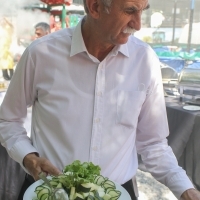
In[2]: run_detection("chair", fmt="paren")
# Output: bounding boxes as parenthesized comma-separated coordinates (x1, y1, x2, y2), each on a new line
(161, 64, 179, 96)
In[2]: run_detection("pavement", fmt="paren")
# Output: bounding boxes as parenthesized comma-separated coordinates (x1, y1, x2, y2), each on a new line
(136, 169, 177, 200)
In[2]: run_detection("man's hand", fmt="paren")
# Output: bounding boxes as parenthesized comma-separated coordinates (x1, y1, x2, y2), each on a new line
(23, 153, 61, 180)
(181, 188, 200, 200)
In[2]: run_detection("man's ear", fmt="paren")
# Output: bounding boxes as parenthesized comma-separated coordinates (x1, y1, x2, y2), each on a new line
(85, 0, 101, 19)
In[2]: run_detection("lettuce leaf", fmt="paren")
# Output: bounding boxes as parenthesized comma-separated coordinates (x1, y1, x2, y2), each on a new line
(58, 160, 101, 188)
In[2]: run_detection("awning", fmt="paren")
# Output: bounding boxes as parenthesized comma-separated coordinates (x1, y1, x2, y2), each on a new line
(40, 0, 73, 6)
(40, 0, 73, 28)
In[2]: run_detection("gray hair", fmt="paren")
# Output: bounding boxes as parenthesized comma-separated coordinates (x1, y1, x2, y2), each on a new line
(83, 0, 113, 14)
(34, 22, 50, 33)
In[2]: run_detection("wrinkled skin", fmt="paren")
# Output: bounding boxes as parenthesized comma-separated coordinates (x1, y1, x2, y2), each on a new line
(181, 189, 200, 200)
(82, 0, 149, 61)
(24, 153, 61, 180)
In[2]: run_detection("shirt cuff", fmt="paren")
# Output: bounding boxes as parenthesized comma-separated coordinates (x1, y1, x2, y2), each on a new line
(9, 140, 39, 173)
(167, 171, 195, 199)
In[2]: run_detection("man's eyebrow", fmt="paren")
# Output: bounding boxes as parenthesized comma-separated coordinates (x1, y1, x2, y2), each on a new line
(124, 3, 150, 12)
(143, 4, 150, 10)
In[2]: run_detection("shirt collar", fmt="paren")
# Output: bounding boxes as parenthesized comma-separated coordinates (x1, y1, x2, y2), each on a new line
(70, 19, 87, 57)
(70, 19, 130, 58)
(112, 43, 130, 58)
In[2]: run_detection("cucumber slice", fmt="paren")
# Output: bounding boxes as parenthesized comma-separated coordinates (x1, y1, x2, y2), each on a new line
(105, 187, 114, 193)
(89, 183, 102, 192)
(87, 195, 95, 200)
(98, 191, 105, 198)
(94, 191, 104, 200)
(37, 188, 50, 200)
(82, 192, 89, 198)
(107, 190, 121, 198)
(103, 193, 111, 200)
(94, 175, 105, 186)
(41, 184, 51, 191)
(69, 187, 75, 200)
(97, 187, 105, 197)
(57, 174, 68, 179)
(88, 191, 95, 197)
(35, 186, 45, 192)
(78, 183, 92, 193)
(74, 193, 84, 200)
(49, 180, 59, 187)
(110, 196, 120, 200)
(103, 180, 116, 189)
(56, 183, 63, 189)
(40, 193, 48, 200)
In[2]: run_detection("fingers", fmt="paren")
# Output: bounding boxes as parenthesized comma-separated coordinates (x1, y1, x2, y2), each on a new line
(40, 159, 62, 177)
(23, 153, 41, 180)
(23, 153, 62, 181)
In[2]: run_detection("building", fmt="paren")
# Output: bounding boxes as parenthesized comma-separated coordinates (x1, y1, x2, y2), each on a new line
(143, 0, 200, 28)
(73, 0, 84, 6)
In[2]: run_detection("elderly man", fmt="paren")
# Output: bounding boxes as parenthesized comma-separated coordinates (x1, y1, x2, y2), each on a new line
(0, 0, 200, 200)
(34, 22, 50, 39)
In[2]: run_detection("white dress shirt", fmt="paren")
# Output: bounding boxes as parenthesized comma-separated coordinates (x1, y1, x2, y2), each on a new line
(0, 20, 194, 198)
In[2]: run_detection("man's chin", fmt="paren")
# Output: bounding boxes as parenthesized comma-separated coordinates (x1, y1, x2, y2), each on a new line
(116, 37, 129, 45)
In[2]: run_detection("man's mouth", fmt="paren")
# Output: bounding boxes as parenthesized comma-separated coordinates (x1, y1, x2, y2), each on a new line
(123, 27, 137, 34)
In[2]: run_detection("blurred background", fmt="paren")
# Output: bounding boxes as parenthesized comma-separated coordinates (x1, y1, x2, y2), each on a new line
(0, 0, 200, 97)
(1, 0, 199, 48)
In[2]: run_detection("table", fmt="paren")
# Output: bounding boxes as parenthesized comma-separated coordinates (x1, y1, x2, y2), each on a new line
(166, 97, 200, 190)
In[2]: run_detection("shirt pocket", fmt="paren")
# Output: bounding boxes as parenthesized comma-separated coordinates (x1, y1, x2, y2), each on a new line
(116, 90, 146, 129)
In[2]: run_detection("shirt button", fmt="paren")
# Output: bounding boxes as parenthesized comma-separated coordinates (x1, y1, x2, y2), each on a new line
(97, 91, 103, 96)
(95, 118, 100, 123)
(93, 146, 98, 151)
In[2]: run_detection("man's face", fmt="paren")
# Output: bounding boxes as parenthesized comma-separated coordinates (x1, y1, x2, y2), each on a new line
(55, 22, 61, 29)
(35, 27, 48, 39)
(96, 0, 149, 45)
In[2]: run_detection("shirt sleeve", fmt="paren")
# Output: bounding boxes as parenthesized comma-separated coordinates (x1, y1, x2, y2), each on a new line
(135, 50, 194, 199)
(0, 47, 38, 172)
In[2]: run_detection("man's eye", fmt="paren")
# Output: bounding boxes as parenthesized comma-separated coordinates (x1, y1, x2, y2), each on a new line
(125, 8, 137, 15)
(126, 11, 134, 15)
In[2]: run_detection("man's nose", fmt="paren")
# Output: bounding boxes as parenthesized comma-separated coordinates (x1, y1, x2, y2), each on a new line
(128, 12, 142, 31)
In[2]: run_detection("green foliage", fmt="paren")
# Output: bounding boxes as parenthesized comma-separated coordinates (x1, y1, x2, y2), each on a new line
(58, 160, 101, 188)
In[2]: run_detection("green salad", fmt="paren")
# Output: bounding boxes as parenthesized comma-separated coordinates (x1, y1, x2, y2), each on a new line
(33, 160, 121, 200)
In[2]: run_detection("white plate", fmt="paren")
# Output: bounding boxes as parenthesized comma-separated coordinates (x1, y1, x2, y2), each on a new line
(183, 105, 200, 111)
(23, 179, 131, 200)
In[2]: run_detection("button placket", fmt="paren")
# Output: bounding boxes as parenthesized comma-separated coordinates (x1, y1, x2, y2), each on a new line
(89, 63, 105, 164)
